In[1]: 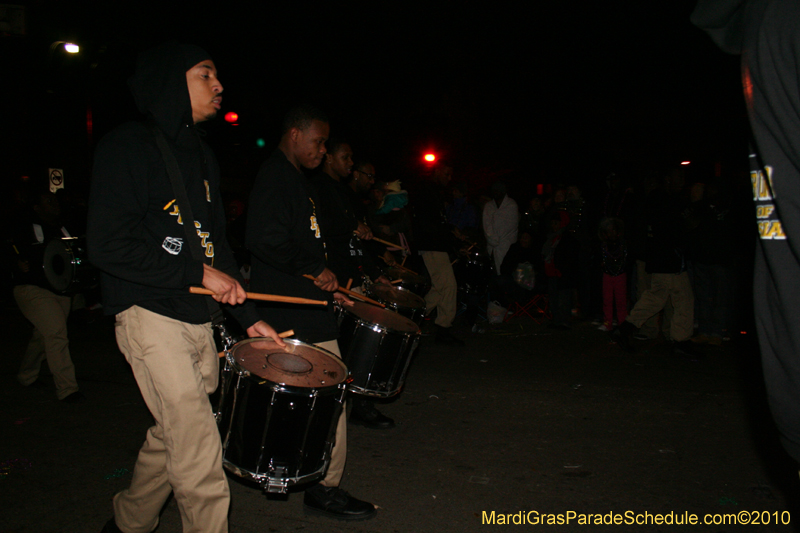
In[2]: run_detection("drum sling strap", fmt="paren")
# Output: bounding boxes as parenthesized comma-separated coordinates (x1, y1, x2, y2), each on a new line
(150, 122, 224, 326)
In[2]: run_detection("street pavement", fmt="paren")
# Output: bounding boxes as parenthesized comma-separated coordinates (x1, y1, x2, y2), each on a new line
(2, 305, 799, 532)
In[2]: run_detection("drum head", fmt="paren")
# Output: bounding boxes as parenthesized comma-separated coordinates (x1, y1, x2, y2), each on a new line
(43, 239, 74, 293)
(367, 284, 425, 310)
(344, 301, 420, 334)
(230, 338, 347, 388)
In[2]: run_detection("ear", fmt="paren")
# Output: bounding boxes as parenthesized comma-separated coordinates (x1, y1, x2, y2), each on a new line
(290, 127, 301, 143)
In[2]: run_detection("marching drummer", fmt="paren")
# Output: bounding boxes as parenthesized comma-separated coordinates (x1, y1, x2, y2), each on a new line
(10, 190, 83, 403)
(88, 42, 285, 533)
(310, 141, 396, 430)
(246, 105, 377, 521)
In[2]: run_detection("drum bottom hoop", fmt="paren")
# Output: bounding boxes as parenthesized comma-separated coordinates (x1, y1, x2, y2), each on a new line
(222, 459, 327, 491)
(217, 373, 345, 494)
(346, 383, 399, 399)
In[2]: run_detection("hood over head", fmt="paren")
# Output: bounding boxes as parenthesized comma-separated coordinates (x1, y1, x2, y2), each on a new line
(128, 41, 212, 140)
(691, 0, 746, 55)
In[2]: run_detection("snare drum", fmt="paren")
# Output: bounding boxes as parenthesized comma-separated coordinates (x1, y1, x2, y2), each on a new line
(383, 267, 430, 297)
(337, 301, 420, 398)
(29, 237, 98, 294)
(365, 283, 426, 325)
(453, 248, 491, 294)
(216, 338, 347, 493)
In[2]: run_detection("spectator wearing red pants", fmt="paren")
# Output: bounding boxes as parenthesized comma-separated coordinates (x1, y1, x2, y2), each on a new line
(598, 217, 628, 332)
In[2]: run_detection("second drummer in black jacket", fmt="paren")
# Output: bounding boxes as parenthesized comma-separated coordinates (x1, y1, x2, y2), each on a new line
(246, 105, 377, 521)
(310, 139, 395, 430)
(309, 138, 388, 291)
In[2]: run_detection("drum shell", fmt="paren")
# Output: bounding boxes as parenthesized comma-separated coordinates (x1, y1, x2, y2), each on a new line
(454, 249, 491, 294)
(337, 305, 420, 398)
(36, 237, 98, 294)
(216, 339, 346, 493)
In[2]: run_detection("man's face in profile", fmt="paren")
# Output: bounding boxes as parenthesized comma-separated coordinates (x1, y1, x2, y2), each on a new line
(293, 120, 330, 169)
(186, 60, 223, 124)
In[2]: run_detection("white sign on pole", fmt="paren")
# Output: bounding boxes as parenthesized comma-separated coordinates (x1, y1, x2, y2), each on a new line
(49, 168, 64, 193)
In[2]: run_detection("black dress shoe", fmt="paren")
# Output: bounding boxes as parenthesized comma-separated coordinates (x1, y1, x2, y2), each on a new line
(101, 518, 123, 533)
(303, 484, 377, 521)
(435, 326, 465, 346)
(671, 340, 704, 361)
(62, 391, 86, 404)
(350, 405, 395, 429)
(610, 321, 636, 353)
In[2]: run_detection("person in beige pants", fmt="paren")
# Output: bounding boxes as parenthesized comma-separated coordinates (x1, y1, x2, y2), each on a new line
(12, 191, 82, 403)
(14, 284, 80, 401)
(88, 43, 283, 533)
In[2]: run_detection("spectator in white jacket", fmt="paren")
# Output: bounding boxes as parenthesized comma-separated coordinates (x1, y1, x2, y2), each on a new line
(483, 182, 519, 273)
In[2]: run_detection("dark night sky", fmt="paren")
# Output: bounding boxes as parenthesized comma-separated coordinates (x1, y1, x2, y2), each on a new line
(3, 1, 748, 199)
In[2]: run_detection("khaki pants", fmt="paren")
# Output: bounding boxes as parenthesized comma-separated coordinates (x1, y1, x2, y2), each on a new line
(314, 339, 347, 487)
(635, 260, 673, 339)
(13, 284, 79, 400)
(626, 272, 694, 342)
(113, 306, 229, 533)
(421, 251, 457, 328)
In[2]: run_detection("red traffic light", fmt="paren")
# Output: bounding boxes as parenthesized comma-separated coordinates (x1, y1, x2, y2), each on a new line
(224, 112, 239, 123)
(423, 153, 436, 163)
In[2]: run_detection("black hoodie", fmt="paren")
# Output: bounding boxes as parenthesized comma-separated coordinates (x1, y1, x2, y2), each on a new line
(693, 0, 800, 463)
(88, 42, 258, 327)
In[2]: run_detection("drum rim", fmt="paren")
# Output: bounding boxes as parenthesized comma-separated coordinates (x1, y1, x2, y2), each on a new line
(228, 337, 348, 386)
(365, 284, 426, 311)
(339, 305, 421, 336)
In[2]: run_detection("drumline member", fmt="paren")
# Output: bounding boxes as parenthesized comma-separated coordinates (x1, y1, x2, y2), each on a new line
(310, 142, 396, 430)
(308, 139, 384, 290)
(350, 160, 403, 265)
(88, 42, 284, 533)
(413, 164, 465, 346)
(10, 191, 83, 403)
(246, 105, 377, 521)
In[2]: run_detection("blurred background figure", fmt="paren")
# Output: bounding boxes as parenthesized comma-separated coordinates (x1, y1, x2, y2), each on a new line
(483, 181, 519, 274)
(597, 217, 628, 332)
(542, 211, 579, 330)
(10, 191, 83, 402)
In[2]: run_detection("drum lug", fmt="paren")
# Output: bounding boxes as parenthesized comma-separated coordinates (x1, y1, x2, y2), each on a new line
(265, 466, 288, 494)
(215, 323, 237, 353)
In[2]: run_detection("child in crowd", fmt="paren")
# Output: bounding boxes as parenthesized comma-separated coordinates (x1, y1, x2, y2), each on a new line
(598, 217, 628, 332)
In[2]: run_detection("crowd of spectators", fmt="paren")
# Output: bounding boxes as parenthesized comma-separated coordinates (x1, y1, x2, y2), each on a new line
(430, 165, 751, 355)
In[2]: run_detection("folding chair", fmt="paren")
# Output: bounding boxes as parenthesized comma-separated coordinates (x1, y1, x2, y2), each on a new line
(503, 292, 551, 324)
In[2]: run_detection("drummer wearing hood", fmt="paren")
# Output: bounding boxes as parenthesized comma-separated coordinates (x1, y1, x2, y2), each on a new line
(88, 42, 283, 533)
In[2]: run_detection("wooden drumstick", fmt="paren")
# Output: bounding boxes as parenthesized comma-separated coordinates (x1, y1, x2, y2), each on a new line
(189, 287, 327, 306)
(353, 231, 410, 251)
(218, 330, 295, 358)
(346, 278, 353, 290)
(302, 274, 386, 308)
(373, 236, 410, 250)
(389, 262, 418, 275)
(451, 242, 478, 265)
(390, 279, 403, 285)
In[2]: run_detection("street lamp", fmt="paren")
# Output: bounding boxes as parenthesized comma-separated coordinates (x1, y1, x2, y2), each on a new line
(50, 41, 80, 54)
